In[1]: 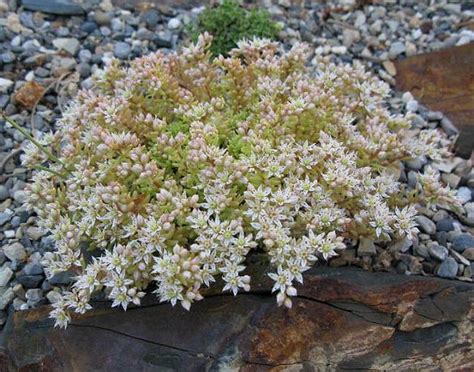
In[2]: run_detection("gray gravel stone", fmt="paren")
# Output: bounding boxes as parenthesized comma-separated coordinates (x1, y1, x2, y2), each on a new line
(389, 41, 405, 57)
(113, 42, 131, 59)
(3, 242, 27, 262)
(406, 156, 427, 171)
(49, 271, 73, 285)
(425, 111, 443, 121)
(0, 210, 13, 226)
(463, 248, 474, 261)
(51, 56, 77, 76)
(440, 117, 459, 136)
(94, 10, 112, 26)
(429, 245, 448, 261)
(437, 257, 458, 279)
(436, 219, 455, 232)
(25, 226, 44, 241)
(0, 266, 14, 287)
(452, 233, 474, 253)
(415, 215, 436, 235)
(0, 287, 15, 310)
(413, 244, 429, 258)
(141, 9, 160, 28)
(357, 237, 376, 256)
(168, 18, 182, 30)
(456, 187, 472, 204)
(46, 290, 62, 304)
(78, 49, 92, 64)
(22, 0, 85, 15)
(407, 171, 418, 188)
(24, 262, 43, 275)
(0, 78, 14, 93)
(406, 100, 418, 112)
(25, 288, 43, 302)
(18, 274, 43, 288)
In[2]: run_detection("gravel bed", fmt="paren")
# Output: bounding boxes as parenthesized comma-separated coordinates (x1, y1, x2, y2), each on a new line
(0, 0, 473, 327)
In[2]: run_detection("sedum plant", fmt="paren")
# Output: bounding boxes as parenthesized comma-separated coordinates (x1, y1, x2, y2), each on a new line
(188, 0, 281, 57)
(19, 34, 460, 328)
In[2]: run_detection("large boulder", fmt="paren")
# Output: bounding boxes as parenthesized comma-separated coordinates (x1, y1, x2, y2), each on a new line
(0, 267, 473, 371)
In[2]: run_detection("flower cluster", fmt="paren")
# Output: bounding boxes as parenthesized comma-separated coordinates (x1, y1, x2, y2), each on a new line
(22, 34, 460, 328)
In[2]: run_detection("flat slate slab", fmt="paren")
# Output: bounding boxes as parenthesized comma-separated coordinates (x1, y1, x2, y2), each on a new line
(0, 267, 473, 371)
(395, 43, 474, 158)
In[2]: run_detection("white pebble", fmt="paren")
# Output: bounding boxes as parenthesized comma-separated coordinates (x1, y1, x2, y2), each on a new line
(406, 99, 419, 112)
(402, 91, 414, 103)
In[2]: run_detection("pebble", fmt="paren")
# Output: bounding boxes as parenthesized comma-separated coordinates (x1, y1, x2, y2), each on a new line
(332, 46, 347, 55)
(450, 249, 470, 267)
(46, 290, 62, 304)
(342, 29, 360, 47)
(80, 21, 98, 34)
(0, 288, 15, 310)
(456, 187, 472, 204)
(402, 91, 414, 103)
(442, 173, 461, 188)
(0, 266, 13, 287)
(437, 257, 458, 279)
(113, 42, 131, 59)
(436, 219, 455, 232)
(168, 17, 182, 30)
(0, 210, 13, 226)
(12, 190, 28, 204)
(94, 10, 112, 26)
(389, 41, 405, 58)
(25, 288, 43, 302)
(141, 9, 160, 28)
(440, 117, 459, 136)
(49, 271, 73, 285)
(21, 0, 85, 15)
(51, 56, 77, 76)
(452, 234, 474, 253)
(52, 37, 80, 55)
(429, 245, 448, 262)
(389, 237, 412, 253)
(425, 111, 443, 121)
(0, 186, 9, 201)
(382, 60, 396, 76)
(415, 215, 436, 235)
(0, 78, 14, 93)
(357, 237, 376, 256)
(463, 248, 474, 261)
(24, 262, 43, 275)
(406, 100, 418, 112)
(18, 274, 43, 288)
(406, 156, 427, 171)
(3, 242, 27, 262)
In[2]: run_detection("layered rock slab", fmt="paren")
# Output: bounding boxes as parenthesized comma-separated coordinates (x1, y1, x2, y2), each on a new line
(0, 267, 473, 371)
(395, 43, 474, 158)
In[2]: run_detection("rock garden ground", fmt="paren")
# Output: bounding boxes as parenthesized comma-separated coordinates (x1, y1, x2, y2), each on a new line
(0, 0, 473, 369)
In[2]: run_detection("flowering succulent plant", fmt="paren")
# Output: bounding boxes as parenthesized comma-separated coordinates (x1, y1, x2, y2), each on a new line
(16, 33, 460, 328)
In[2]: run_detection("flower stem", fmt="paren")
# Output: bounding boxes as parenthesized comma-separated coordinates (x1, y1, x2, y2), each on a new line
(32, 165, 66, 179)
(1, 111, 66, 168)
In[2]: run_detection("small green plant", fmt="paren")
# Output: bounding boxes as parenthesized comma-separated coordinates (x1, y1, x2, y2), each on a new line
(188, 0, 281, 57)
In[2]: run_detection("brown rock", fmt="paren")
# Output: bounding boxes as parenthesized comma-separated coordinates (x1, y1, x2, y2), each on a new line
(395, 43, 474, 158)
(13, 81, 45, 109)
(1, 267, 473, 371)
